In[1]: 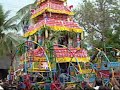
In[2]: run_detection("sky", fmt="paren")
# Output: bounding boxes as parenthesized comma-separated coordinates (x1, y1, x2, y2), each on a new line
(0, 0, 82, 17)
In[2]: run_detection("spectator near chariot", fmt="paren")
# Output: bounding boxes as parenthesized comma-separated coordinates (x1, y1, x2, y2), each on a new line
(109, 69, 120, 90)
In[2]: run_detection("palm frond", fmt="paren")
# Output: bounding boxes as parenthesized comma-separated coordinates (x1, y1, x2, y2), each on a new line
(0, 36, 14, 56)
(17, 10, 31, 28)
(6, 33, 25, 44)
(0, 39, 7, 56)
(4, 15, 19, 27)
(4, 10, 11, 19)
(16, 4, 33, 17)
(16, 1, 37, 30)
(4, 24, 18, 31)
(0, 26, 4, 33)
(0, 4, 4, 26)
(0, 33, 25, 56)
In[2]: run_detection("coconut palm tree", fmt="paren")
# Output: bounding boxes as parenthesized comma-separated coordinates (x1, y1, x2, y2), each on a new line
(16, 0, 37, 30)
(0, 4, 24, 69)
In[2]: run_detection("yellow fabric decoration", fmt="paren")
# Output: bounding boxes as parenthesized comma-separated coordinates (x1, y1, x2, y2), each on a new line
(81, 69, 95, 74)
(37, 0, 67, 5)
(31, 8, 74, 19)
(20, 57, 89, 63)
(56, 57, 90, 63)
(28, 68, 49, 72)
(23, 25, 83, 37)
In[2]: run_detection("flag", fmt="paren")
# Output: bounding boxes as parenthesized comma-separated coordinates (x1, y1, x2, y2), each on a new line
(69, 5, 73, 10)
(31, 9, 35, 14)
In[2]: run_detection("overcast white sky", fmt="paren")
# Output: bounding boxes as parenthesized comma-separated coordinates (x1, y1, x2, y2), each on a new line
(0, 0, 82, 16)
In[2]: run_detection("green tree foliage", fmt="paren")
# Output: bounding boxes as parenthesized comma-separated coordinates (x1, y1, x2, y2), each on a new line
(0, 4, 24, 66)
(74, 0, 120, 49)
(0, 5, 4, 27)
(16, 0, 37, 30)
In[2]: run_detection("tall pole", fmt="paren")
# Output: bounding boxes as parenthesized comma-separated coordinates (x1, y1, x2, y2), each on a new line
(77, 33, 80, 48)
(38, 31, 43, 46)
(24, 52, 27, 73)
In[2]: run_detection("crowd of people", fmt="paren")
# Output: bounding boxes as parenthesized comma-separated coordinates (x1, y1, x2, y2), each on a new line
(0, 71, 119, 90)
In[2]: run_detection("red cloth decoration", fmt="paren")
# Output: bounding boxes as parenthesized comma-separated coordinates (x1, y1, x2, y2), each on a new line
(69, 5, 73, 10)
(31, 9, 35, 14)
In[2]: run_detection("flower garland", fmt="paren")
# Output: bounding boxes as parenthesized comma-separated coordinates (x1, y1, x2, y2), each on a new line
(23, 25, 83, 37)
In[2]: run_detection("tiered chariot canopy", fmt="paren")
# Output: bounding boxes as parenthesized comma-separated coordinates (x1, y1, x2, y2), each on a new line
(24, 0, 83, 37)
(32, 47, 89, 63)
(20, 0, 90, 73)
(34, 0, 73, 18)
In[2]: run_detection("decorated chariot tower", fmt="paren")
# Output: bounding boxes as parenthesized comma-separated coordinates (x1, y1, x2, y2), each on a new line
(18, 0, 91, 83)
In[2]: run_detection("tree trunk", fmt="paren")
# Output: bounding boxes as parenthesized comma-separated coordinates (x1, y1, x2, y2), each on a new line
(9, 52, 15, 84)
